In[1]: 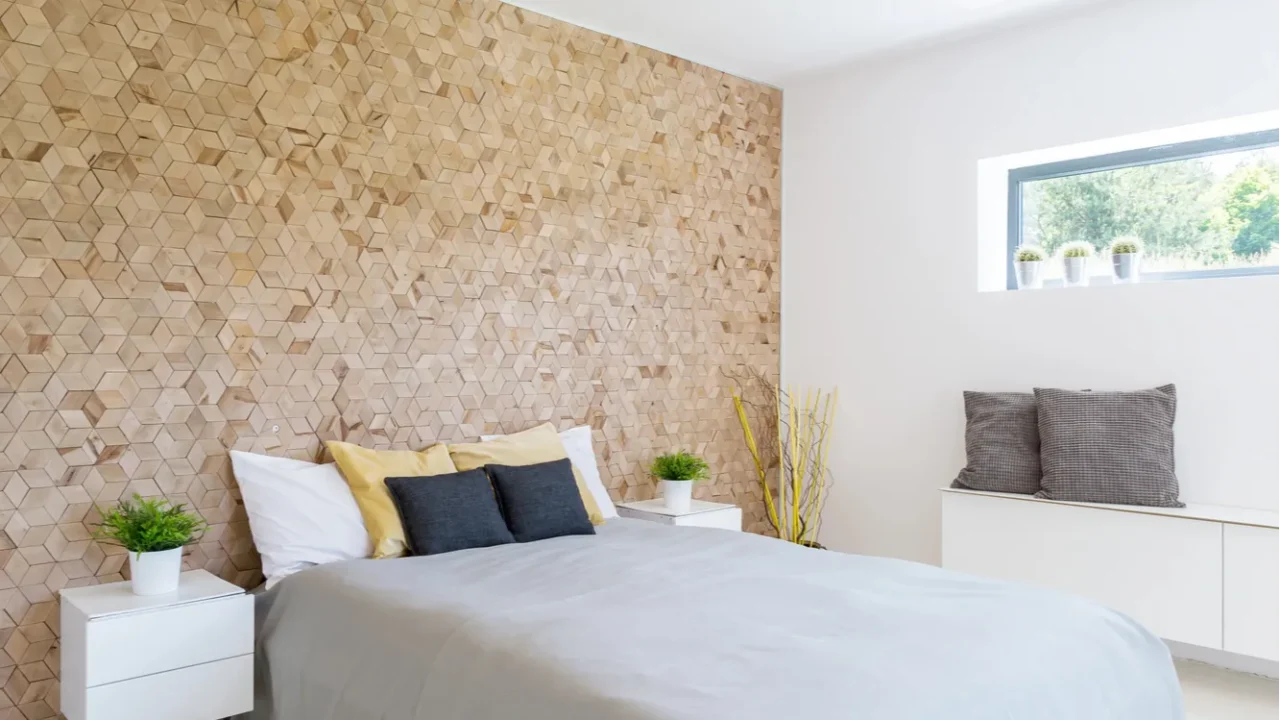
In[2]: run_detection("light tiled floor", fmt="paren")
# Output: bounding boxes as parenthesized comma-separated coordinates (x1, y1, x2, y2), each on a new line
(1177, 659, 1278, 719)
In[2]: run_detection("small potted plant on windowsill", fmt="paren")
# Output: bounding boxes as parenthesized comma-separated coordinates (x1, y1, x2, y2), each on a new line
(1013, 245, 1047, 289)
(1060, 241, 1094, 288)
(650, 451, 710, 513)
(1110, 236, 1143, 284)
(93, 494, 207, 596)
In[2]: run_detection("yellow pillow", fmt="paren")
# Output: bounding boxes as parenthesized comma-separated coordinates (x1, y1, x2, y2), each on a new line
(327, 441, 458, 558)
(448, 423, 605, 525)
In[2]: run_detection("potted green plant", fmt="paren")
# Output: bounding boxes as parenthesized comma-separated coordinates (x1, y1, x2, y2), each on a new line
(650, 451, 709, 513)
(1060, 241, 1094, 288)
(93, 494, 207, 595)
(1110, 236, 1143, 284)
(1013, 245, 1046, 289)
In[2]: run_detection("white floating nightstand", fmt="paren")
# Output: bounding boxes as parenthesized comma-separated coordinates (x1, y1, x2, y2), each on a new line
(616, 499, 743, 531)
(60, 569, 254, 720)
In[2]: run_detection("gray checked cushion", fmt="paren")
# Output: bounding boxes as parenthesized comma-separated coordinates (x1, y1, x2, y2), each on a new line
(1034, 384, 1183, 507)
(951, 391, 1041, 494)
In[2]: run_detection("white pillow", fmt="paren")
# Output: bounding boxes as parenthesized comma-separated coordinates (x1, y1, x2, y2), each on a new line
(481, 425, 618, 519)
(230, 450, 372, 586)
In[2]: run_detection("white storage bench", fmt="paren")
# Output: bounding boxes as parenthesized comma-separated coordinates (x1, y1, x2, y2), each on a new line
(941, 488, 1278, 666)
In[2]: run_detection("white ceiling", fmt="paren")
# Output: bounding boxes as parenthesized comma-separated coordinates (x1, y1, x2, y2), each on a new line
(506, 0, 1104, 86)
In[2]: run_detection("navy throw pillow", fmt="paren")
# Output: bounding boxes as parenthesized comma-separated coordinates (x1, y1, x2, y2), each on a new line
(385, 469, 514, 555)
(486, 459, 595, 543)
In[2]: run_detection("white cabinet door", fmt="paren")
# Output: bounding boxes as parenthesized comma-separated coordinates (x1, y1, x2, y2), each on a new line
(1223, 524, 1279, 661)
(942, 492, 1223, 648)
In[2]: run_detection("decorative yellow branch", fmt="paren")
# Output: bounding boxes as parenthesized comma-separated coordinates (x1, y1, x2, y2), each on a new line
(775, 382, 786, 539)
(725, 366, 837, 547)
(734, 392, 781, 536)
(787, 385, 800, 542)
(802, 388, 838, 544)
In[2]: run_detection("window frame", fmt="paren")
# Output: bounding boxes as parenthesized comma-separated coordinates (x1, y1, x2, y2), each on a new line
(1006, 129, 1280, 290)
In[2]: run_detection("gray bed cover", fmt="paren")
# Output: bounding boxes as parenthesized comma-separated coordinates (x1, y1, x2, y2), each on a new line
(249, 518, 1183, 720)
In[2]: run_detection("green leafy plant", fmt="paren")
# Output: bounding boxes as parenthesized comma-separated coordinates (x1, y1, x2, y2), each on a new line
(1110, 236, 1144, 255)
(650, 451, 710, 482)
(1014, 245, 1046, 262)
(1060, 241, 1094, 259)
(92, 494, 207, 555)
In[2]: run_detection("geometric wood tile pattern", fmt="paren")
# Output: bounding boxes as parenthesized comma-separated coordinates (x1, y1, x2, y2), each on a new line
(0, 0, 779, 715)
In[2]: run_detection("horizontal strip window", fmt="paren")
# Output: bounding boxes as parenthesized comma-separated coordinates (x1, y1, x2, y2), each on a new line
(1007, 129, 1280, 290)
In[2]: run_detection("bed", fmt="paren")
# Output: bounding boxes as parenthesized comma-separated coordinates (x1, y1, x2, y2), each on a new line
(248, 518, 1184, 720)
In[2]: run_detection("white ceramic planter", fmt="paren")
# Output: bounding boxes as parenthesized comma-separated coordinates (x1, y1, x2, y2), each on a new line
(129, 547, 183, 595)
(1014, 260, 1043, 289)
(1063, 256, 1089, 287)
(661, 479, 693, 513)
(1112, 253, 1141, 283)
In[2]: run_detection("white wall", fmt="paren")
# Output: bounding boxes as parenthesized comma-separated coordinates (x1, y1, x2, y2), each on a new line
(782, 0, 1280, 564)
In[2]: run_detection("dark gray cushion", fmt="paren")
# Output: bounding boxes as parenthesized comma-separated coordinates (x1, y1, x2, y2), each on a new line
(486, 459, 595, 543)
(1034, 384, 1183, 507)
(951, 391, 1041, 494)
(385, 470, 514, 555)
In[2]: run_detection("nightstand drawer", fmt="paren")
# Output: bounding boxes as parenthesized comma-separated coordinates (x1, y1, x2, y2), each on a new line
(84, 654, 253, 720)
(85, 594, 253, 686)
(616, 500, 743, 531)
(671, 507, 742, 531)
(618, 510, 677, 525)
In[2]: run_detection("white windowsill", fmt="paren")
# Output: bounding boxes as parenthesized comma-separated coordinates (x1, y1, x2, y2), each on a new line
(1000, 267, 1278, 293)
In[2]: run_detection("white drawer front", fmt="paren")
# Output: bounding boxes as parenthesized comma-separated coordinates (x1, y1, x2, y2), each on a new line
(84, 654, 253, 720)
(672, 508, 742, 531)
(942, 492, 1223, 648)
(1224, 524, 1279, 661)
(85, 594, 253, 686)
(616, 508, 675, 525)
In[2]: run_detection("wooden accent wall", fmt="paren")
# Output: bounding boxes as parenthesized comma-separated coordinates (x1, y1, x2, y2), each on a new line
(0, 0, 779, 713)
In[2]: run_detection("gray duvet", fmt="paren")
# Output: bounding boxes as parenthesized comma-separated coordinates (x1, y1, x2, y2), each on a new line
(250, 519, 1183, 720)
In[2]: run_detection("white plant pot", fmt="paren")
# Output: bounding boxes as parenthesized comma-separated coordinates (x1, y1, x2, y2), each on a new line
(661, 479, 693, 513)
(1014, 260, 1043, 290)
(1063, 256, 1089, 287)
(1112, 253, 1141, 283)
(128, 547, 183, 596)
